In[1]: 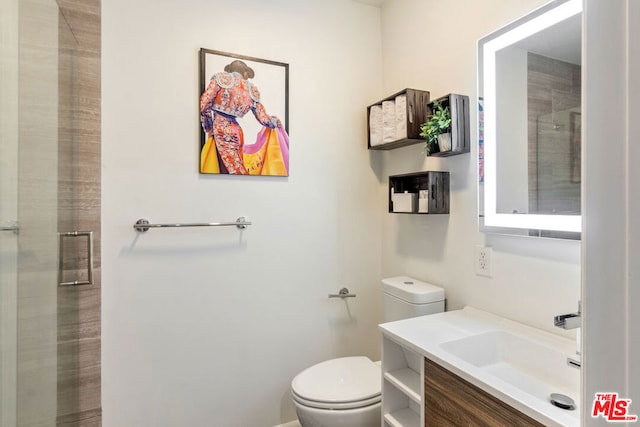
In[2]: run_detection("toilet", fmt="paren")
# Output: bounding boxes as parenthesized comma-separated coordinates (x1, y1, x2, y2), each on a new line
(291, 276, 445, 427)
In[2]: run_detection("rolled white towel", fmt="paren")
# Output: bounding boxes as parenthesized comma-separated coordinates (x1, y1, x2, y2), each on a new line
(369, 105, 383, 146)
(395, 94, 407, 140)
(382, 100, 396, 143)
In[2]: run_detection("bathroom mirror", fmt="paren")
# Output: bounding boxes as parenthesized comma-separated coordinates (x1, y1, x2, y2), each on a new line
(478, 0, 582, 238)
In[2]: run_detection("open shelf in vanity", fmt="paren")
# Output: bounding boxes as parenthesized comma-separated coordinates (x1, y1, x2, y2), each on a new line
(382, 336, 423, 427)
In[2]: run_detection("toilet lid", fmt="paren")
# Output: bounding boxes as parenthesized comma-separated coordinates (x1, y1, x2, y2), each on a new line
(291, 357, 381, 404)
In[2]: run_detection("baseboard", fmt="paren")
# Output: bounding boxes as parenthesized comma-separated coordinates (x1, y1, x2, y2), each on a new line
(272, 421, 300, 427)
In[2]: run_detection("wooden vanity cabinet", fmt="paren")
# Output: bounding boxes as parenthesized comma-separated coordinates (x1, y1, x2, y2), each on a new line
(423, 358, 544, 427)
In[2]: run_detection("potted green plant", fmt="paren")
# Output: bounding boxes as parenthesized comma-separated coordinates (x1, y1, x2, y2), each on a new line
(419, 100, 452, 155)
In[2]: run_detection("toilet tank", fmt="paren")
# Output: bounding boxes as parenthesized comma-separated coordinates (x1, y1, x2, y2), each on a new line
(382, 276, 445, 322)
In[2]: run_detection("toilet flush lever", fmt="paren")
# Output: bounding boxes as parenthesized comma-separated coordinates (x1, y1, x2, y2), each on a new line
(328, 287, 356, 299)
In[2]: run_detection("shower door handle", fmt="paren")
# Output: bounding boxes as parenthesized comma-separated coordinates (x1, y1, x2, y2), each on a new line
(58, 231, 94, 286)
(1, 221, 19, 233)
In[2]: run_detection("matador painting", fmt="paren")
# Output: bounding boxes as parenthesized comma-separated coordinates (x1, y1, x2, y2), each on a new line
(199, 49, 289, 176)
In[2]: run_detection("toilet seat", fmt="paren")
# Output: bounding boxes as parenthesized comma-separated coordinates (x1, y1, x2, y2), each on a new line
(292, 390, 381, 410)
(291, 356, 381, 410)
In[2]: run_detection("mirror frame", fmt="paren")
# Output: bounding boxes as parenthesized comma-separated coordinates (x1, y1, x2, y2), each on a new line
(478, 0, 582, 236)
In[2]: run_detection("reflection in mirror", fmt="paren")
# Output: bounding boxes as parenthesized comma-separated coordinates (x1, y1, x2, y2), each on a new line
(479, 0, 582, 237)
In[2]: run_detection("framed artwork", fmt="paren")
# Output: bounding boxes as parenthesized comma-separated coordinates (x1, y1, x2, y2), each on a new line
(199, 48, 289, 176)
(570, 112, 581, 183)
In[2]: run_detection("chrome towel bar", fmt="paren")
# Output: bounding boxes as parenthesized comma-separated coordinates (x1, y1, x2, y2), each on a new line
(133, 216, 251, 232)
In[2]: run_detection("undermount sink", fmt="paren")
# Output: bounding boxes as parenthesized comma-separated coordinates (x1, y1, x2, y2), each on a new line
(440, 330, 580, 411)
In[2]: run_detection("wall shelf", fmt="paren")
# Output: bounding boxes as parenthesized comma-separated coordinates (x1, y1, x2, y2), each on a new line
(389, 172, 450, 214)
(367, 88, 431, 150)
(426, 93, 470, 157)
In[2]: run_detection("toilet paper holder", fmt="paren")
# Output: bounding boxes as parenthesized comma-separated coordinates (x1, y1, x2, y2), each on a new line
(328, 287, 356, 299)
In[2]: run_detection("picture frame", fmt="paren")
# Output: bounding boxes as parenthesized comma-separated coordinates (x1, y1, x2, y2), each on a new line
(199, 48, 289, 176)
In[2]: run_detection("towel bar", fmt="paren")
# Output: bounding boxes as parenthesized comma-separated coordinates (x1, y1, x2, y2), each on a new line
(133, 217, 251, 232)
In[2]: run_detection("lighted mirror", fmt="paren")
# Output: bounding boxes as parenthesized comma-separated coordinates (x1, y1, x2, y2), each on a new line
(478, 0, 582, 238)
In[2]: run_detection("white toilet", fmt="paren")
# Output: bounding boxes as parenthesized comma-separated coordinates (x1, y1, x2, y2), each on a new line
(291, 276, 445, 427)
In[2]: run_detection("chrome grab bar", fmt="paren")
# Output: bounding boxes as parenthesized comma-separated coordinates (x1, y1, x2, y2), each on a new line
(58, 231, 94, 286)
(328, 287, 356, 299)
(133, 216, 251, 232)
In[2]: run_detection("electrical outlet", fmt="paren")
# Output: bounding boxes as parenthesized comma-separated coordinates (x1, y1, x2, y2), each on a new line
(475, 245, 492, 277)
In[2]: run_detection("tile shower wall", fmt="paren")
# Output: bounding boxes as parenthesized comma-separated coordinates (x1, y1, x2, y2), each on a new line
(102, 0, 383, 426)
(56, 0, 102, 424)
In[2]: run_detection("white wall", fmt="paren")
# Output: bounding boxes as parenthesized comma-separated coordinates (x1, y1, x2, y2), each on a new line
(102, 0, 591, 425)
(583, 0, 640, 424)
(102, 1, 383, 426)
(378, 0, 581, 335)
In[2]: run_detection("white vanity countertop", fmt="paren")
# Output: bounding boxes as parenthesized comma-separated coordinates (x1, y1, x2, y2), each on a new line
(379, 306, 580, 427)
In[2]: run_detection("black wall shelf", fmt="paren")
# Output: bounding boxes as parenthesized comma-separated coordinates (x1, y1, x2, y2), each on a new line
(426, 93, 470, 157)
(367, 88, 431, 150)
(389, 171, 450, 214)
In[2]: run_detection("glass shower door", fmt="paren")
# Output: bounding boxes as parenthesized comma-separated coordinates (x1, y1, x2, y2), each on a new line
(535, 107, 582, 215)
(1, 0, 100, 425)
(1, 0, 23, 423)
